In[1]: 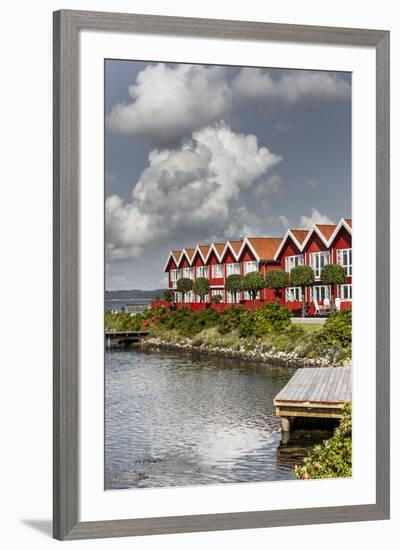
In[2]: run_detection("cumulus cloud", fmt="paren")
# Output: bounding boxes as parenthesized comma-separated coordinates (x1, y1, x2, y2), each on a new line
(254, 174, 283, 198)
(277, 215, 290, 229)
(107, 63, 232, 143)
(107, 64, 350, 143)
(300, 208, 334, 228)
(232, 68, 350, 103)
(106, 124, 282, 260)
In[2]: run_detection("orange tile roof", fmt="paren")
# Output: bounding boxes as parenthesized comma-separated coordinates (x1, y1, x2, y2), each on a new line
(247, 237, 283, 260)
(290, 229, 309, 245)
(345, 218, 352, 228)
(171, 250, 181, 261)
(198, 245, 210, 258)
(184, 247, 196, 261)
(316, 224, 336, 240)
(213, 243, 225, 255)
(228, 240, 243, 254)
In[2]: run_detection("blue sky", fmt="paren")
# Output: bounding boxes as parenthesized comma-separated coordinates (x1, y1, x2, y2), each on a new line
(105, 60, 351, 290)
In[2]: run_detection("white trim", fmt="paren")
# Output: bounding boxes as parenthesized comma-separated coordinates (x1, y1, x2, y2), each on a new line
(211, 263, 224, 278)
(338, 283, 353, 301)
(204, 243, 223, 263)
(226, 262, 241, 276)
(285, 286, 303, 302)
(284, 254, 304, 273)
(243, 260, 259, 274)
(301, 225, 331, 251)
(327, 218, 353, 247)
(273, 229, 306, 261)
(163, 251, 179, 272)
(237, 237, 260, 262)
(196, 265, 209, 278)
(311, 285, 331, 302)
(273, 218, 352, 262)
(220, 241, 241, 262)
(337, 247, 352, 276)
(309, 250, 330, 279)
(192, 245, 208, 264)
(164, 219, 352, 271)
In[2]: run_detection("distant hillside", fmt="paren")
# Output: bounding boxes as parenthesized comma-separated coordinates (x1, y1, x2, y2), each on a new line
(105, 289, 167, 301)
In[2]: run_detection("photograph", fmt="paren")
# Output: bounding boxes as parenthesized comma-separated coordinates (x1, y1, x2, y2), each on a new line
(104, 59, 352, 490)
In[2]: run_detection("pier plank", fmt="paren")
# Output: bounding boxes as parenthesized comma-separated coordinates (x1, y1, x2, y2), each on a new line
(274, 367, 351, 420)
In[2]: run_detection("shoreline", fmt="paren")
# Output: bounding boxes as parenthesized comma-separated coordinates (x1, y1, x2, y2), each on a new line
(139, 336, 351, 369)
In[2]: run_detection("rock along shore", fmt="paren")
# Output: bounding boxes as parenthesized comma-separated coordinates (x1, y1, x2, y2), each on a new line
(140, 336, 351, 369)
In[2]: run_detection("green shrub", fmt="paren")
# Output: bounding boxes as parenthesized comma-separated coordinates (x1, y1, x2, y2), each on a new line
(295, 404, 352, 479)
(319, 308, 352, 347)
(105, 310, 145, 331)
(217, 306, 249, 335)
(156, 307, 220, 338)
(238, 310, 255, 338)
(252, 302, 292, 337)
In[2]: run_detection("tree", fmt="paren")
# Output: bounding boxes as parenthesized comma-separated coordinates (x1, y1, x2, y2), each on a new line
(164, 289, 175, 309)
(320, 263, 347, 312)
(290, 265, 315, 317)
(264, 269, 289, 303)
(176, 277, 193, 304)
(193, 277, 210, 303)
(241, 271, 265, 310)
(225, 274, 243, 305)
(211, 294, 223, 304)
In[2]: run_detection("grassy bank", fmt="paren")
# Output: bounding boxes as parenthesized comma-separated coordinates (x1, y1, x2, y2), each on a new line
(105, 304, 352, 366)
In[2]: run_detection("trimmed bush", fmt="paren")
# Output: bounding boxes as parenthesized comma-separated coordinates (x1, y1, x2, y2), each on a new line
(253, 302, 292, 337)
(264, 269, 289, 302)
(319, 308, 352, 347)
(225, 274, 243, 302)
(241, 272, 265, 309)
(295, 404, 352, 479)
(193, 277, 210, 303)
(217, 306, 249, 335)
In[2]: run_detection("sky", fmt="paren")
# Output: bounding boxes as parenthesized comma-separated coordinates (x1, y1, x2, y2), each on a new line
(105, 60, 351, 291)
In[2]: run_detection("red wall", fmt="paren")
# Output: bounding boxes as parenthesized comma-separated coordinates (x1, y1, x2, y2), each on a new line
(162, 226, 352, 314)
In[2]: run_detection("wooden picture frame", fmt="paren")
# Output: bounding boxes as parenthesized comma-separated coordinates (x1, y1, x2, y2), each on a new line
(53, 9, 390, 540)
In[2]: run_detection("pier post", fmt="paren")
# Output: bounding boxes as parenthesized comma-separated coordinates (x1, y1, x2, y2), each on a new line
(281, 417, 290, 433)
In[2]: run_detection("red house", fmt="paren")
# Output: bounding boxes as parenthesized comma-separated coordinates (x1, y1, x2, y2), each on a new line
(156, 218, 352, 315)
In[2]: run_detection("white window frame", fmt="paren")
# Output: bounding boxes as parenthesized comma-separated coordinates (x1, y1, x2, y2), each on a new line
(174, 291, 182, 303)
(338, 283, 352, 301)
(309, 251, 330, 279)
(170, 269, 179, 288)
(196, 265, 209, 278)
(284, 254, 304, 273)
(211, 264, 224, 278)
(243, 261, 258, 274)
(211, 289, 224, 300)
(244, 290, 260, 301)
(226, 290, 240, 304)
(196, 293, 210, 303)
(337, 248, 352, 276)
(184, 290, 194, 303)
(285, 286, 303, 302)
(226, 262, 240, 276)
(311, 285, 331, 302)
(183, 267, 194, 280)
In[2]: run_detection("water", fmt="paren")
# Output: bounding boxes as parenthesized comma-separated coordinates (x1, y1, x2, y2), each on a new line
(105, 349, 332, 490)
(105, 298, 151, 311)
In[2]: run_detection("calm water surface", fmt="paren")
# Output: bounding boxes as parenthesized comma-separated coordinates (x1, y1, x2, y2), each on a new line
(105, 349, 331, 490)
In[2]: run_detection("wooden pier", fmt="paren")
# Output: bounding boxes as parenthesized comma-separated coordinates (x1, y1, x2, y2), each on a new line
(105, 330, 149, 348)
(274, 367, 351, 431)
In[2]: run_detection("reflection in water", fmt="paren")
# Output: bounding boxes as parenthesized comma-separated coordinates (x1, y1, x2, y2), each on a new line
(105, 348, 331, 490)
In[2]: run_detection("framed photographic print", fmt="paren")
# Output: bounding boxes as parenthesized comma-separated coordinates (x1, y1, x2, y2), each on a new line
(53, 9, 390, 540)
